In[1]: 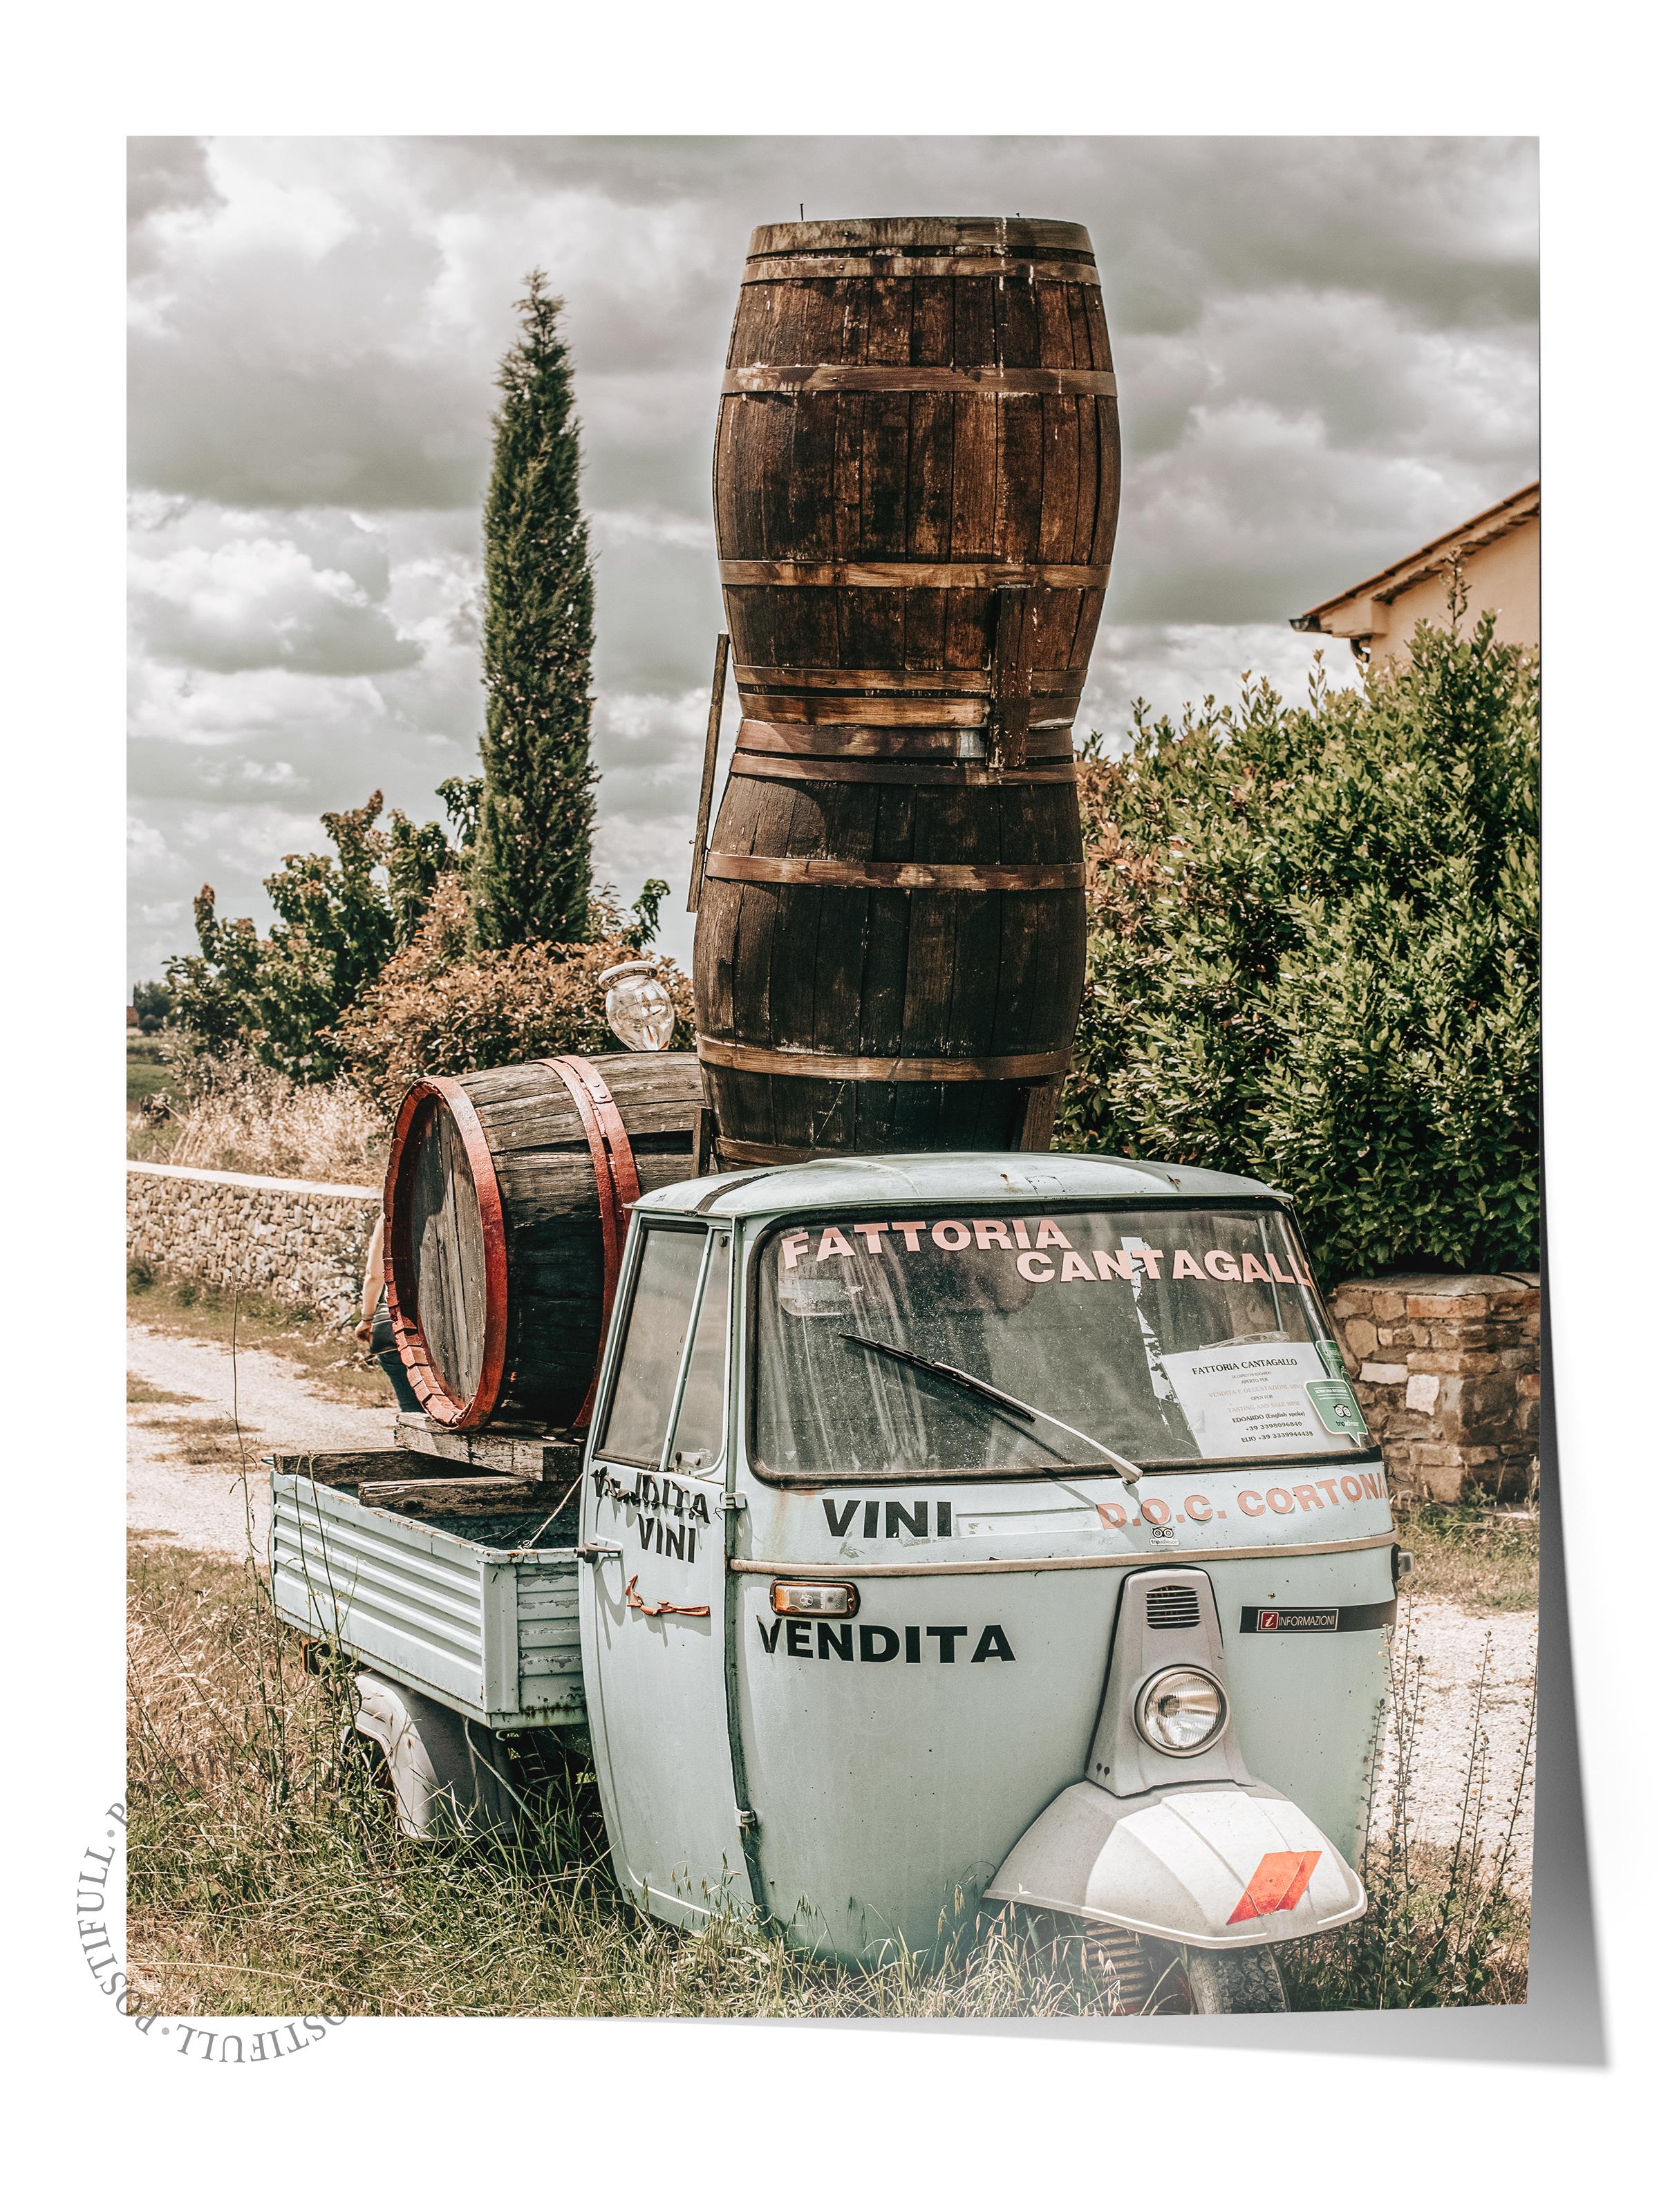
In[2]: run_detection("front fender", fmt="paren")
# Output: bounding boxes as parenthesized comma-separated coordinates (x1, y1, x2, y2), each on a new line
(986, 1779, 1366, 1951)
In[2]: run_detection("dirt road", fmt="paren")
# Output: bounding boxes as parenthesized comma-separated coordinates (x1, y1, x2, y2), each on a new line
(128, 1322, 397, 1558)
(126, 1322, 1535, 1870)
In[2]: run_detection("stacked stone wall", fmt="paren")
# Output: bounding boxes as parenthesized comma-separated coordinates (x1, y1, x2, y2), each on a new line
(1327, 1273, 1541, 1503)
(127, 1161, 381, 1326)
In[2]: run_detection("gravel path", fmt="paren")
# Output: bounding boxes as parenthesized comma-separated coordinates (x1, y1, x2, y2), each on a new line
(127, 1323, 397, 1557)
(126, 1324, 1535, 1875)
(1371, 1597, 1537, 1880)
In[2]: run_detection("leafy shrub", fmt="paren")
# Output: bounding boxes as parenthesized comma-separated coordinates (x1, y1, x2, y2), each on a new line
(131, 980, 175, 1035)
(165, 787, 474, 1081)
(329, 878, 693, 1115)
(1059, 595, 1539, 1280)
(164, 770, 676, 1105)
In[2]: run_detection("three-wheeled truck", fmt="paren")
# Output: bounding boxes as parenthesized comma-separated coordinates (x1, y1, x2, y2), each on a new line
(272, 1147, 1402, 2014)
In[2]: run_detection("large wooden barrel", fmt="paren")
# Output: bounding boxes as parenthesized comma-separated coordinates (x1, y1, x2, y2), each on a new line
(693, 216, 1120, 1163)
(384, 1053, 704, 1431)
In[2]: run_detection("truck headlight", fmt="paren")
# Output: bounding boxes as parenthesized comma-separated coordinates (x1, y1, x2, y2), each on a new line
(1134, 1666, 1227, 1756)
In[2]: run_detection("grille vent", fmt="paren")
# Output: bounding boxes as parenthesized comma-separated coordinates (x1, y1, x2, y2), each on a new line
(1145, 1584, 1202, 1631)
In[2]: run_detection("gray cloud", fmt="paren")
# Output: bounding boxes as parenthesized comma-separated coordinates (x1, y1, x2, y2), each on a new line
(128, 134, 1536, 986)
(129, 137, 221, 225)
(131, 532, 421, 677)
(127, 136, 225, 278)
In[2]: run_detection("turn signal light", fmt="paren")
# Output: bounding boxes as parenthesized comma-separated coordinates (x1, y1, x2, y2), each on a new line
(770, 1581, 859, 1618)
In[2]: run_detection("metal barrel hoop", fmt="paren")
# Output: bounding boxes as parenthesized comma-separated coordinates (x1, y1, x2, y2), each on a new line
(543, 1056, 644, 1427)
(382, 1074, 511, 1431)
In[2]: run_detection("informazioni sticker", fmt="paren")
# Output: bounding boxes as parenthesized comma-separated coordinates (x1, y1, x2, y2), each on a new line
(77, 1799, 345, 2059)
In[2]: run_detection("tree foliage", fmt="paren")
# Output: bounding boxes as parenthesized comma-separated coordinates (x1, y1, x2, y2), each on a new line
(167, 767, 670, 1096)
(1058, 597, 1539, 1280)
(469, 271, 597, 948)
(131, 980, 175, 1034)
(164, 789, 474, 1080)
(328, 879, 693, 1114)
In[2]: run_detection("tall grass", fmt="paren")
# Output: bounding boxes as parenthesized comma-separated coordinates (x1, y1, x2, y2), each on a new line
(126, 1540, 1090, 2018)
(1280, 1604, 1533, 2009)
(128, 1537, 1534, 2021)
(1391, 1501, 1539, 1613)
(127, 1056, 387, 1185)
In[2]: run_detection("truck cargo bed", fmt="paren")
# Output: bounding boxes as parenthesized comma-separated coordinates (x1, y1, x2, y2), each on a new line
(269, 1451, 585, 1732)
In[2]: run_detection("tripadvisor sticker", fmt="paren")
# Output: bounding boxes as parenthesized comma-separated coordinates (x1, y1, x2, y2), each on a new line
(1306, 1378, 1367, 1439)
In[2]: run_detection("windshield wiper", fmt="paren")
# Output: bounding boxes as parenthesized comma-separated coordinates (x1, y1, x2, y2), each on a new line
(840, 1333, 1143, 1488)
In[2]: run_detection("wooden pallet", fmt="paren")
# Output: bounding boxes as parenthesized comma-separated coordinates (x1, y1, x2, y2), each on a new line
(394, 1412, 583, 1484)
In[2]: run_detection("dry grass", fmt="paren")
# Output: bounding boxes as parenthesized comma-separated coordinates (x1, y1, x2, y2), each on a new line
(1393, 1501, 1539, 1612)
(127, 1375, 198, 1407)
(128, 1541, 1533, 2020)
(138, 1414, 262, 1468)
(1281, 1603, 1533, 2008)
(125, 1110, 182, 1163)
(126, 1544, 1085, 2019)
(128, 1058, 386, 1186)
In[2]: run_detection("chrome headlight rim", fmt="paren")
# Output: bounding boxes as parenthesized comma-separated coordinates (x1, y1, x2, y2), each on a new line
(1134, 1664, 1228, 1758)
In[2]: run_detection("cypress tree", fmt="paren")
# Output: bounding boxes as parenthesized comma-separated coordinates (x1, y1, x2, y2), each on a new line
(470, 271, 597, 947)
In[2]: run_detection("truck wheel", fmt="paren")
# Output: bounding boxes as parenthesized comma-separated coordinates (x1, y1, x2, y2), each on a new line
(1179, 1943, 1288, 2014)
(351, 1674, 525, 1839)
(1012, 1913, 1190, 2016)
(1025, 1918, 1289, 2015)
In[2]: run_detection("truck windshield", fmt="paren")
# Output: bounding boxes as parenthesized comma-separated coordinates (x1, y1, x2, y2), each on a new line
(752, 1206, 1369, 1479)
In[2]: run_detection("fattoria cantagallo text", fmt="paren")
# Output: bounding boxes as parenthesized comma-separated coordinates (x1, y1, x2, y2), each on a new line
(778, 1219, 1313, 1288)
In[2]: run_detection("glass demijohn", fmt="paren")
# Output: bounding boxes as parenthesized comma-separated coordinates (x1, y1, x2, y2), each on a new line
(600, 961, 675, 1053)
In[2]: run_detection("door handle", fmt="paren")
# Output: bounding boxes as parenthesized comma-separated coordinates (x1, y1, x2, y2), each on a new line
(575, 1541, 623, 1563)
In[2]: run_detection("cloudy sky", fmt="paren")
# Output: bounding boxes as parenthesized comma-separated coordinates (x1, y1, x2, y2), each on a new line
(127, 135, 1537, 984)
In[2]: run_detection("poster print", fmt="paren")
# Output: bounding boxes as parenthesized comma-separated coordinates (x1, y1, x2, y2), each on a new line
(126, 135, 1538, 2025)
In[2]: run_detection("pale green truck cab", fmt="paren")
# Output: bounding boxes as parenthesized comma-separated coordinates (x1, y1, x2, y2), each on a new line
(574, 1149, 1398, 1995)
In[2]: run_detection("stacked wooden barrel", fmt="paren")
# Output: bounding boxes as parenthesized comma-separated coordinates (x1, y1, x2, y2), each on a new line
(384, 1053, 704, 1431)
(693, 216, 1121, 1163)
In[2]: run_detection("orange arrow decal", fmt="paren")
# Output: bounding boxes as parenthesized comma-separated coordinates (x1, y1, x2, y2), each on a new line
(1226, 1848, 1321, 1924)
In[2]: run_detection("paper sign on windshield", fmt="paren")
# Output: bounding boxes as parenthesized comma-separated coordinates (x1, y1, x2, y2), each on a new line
(1158, 1344, 1333, 1459)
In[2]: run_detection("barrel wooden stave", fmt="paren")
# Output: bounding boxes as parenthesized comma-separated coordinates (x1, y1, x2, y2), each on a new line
(713, 219, 1119, 696)
(694, 769, 1087, 1156)
(696, 218, 1115, 1161)
(385, 1053, 704, 1431)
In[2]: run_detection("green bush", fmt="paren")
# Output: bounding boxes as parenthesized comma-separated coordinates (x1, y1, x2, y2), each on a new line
(1058, 594, 1539, 1281)
(164, 787, 472, 1082)
(165, 771, 672, 1100)
(131, 979, 175, 1035)
(328, 877, 693, 1116)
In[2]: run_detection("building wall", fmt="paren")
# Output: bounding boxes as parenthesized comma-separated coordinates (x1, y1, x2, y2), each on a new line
(127, 1160, 381, 1324)
(1367, 518, 1539, 664)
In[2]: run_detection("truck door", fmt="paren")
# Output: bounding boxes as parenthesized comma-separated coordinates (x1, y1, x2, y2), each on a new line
(579, 1220, 749, 1929)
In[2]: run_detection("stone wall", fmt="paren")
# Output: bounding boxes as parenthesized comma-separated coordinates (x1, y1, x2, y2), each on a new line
(127, 1161, 381, 1326)
(1327, 1273, 1541, 1503)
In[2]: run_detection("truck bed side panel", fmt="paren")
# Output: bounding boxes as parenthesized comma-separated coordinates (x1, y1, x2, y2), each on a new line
(270, 1463, 585, 1731)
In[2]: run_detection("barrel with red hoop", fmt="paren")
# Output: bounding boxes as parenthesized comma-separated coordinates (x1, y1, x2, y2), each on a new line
(382, 1052, 705, 1430)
